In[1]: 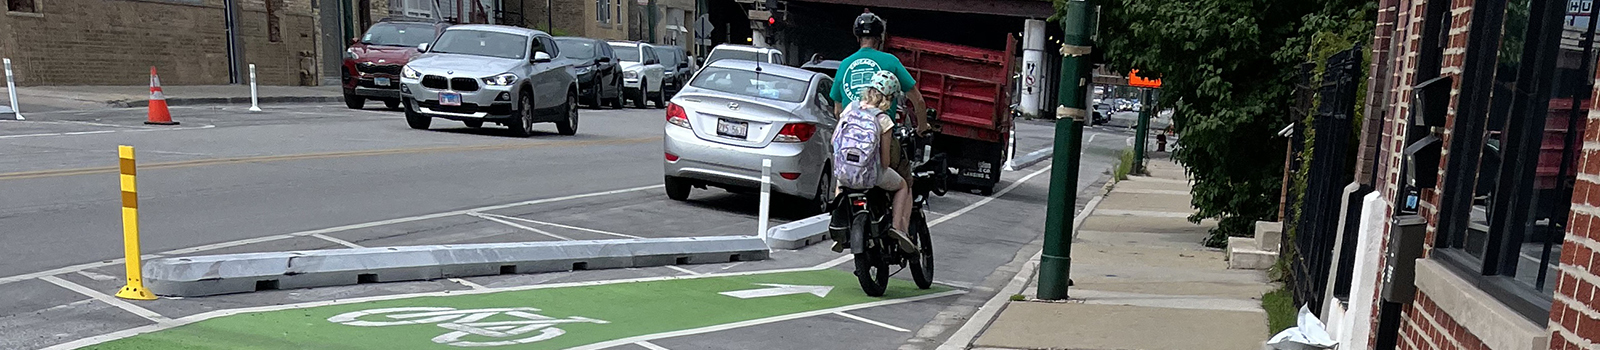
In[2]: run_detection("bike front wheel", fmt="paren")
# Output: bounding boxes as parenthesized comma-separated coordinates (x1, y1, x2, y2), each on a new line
(908, 211, 934, 289)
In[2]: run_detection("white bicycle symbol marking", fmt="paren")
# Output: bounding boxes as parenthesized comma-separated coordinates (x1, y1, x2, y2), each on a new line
(327, 307, 610, 347)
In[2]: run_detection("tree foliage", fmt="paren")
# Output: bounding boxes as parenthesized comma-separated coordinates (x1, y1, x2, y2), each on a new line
(1065, 0, 1374, 241)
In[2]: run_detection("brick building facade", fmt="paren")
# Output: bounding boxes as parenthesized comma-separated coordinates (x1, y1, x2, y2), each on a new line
(0, 0, 326, 86)
(1317, 0, 1600, 348)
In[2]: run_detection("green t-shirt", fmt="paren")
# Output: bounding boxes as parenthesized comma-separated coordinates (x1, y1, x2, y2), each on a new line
(829, 48, 917, 118)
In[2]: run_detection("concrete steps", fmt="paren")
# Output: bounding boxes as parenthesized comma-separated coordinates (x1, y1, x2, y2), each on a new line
(1226, 221, 1282, 270)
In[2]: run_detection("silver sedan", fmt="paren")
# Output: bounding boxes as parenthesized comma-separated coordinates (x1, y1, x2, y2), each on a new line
(663, 60, 839, 211)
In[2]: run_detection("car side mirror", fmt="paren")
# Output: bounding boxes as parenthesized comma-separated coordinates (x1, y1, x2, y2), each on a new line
(648, 59, 659, 65)
(597, 56, 611, 63)
(533, 52, 553, 63)
(679, 62, 689, 68)
(417, 43, 430, 52)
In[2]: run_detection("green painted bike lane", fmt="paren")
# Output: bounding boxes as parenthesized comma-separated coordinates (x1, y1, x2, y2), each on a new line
(84, 269, 955, 350)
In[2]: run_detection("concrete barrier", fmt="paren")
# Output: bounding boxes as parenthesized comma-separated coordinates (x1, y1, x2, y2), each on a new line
(767, 214, 831, 250)
(143, 236, 770, 297)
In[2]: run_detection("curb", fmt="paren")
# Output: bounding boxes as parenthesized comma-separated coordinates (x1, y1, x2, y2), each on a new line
(108, 96, 345, 108)
(767, 214, 830, 250)
(143, 236, 769, 297)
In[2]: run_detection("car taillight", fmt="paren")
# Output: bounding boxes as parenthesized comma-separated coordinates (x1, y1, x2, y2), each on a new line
(779, 172, 801, 180)
(667, 103, 691, 128)
(852, 199, 868, 207)
(774, 123, 815, 142)
(665, 152, 680, 161)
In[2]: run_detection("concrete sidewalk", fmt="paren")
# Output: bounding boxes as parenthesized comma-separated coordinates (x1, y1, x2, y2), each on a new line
(0, 84, 342, 110)
(952, 159, 1275, 350)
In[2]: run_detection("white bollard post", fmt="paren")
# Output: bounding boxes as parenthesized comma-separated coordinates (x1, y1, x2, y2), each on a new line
(248, 64, 262, 112)
(758, 159, 772, 244)
(4, 58, 21, 120)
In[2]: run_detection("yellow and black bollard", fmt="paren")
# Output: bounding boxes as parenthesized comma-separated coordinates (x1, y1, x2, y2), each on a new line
(114, 145, 157, 301)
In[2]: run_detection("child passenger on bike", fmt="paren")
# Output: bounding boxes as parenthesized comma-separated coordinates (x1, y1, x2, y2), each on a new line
(831, 71, 916, 254)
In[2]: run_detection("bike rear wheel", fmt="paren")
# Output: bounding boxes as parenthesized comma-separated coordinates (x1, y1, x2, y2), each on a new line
(908, 211, 934, 289)
(851, 215, 890, 296)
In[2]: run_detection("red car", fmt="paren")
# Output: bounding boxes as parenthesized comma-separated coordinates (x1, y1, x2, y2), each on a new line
(343, 18, 450, 109)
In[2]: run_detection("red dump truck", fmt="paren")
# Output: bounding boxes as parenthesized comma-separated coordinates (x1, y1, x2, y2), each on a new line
(885, 36, 1017, 194)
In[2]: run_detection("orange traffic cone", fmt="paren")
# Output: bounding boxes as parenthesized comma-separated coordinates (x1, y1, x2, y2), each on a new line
(144, 67, 178, 125)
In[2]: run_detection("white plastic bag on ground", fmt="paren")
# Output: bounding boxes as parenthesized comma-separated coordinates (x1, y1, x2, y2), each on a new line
(1267, 305, 1338, 350)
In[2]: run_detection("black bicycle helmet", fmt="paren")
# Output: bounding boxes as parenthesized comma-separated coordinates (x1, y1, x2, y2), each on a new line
(853, 10, 885, 37)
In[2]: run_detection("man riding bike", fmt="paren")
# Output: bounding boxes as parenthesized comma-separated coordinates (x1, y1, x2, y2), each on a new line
(830, 9, 928, 253)
(831, 71, 915, 254)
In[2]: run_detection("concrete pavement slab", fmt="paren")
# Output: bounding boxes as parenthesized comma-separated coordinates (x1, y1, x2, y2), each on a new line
(1077, 215, 1210, 235)
(973, 302, 1264, 350)
(1092, 192, 1195, 213)
(1071, 242, 1227, 269)
(1112, 177, 1193, 192)
(1076, 230, 1213, 251)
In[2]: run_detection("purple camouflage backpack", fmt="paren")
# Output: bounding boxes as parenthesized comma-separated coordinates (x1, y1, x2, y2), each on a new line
(833, 101, 882, 189)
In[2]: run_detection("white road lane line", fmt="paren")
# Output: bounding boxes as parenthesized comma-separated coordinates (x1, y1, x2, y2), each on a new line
(469, 212, 573, 241)
(635, 341, 671, 350)
(720, 262, 745, 270)
(477, 213, 645, 239)
(308, 233, 364, 249)
(39, 276, 171, 324)
(449, 278, 488, 290)
(664, 265, 701, 275)
(76, 270, 116, 281)
(933, 280, 974, 290)
(1, 185, 660, 287)
(927, 165, 1052, 228)
(834, 311, 910, 332)
(568, 291, 963, 350)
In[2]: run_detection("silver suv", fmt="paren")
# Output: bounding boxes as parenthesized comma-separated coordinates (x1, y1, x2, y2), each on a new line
(400, 25, 580, 136)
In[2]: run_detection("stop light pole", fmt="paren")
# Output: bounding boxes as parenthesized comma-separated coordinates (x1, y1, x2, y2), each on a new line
(1037, 0, 1094, 301)
(1133, 88, 1152, 174)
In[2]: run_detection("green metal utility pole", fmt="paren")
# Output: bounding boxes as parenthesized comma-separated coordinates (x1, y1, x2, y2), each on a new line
(1133, 88, 1152, 175)
(1037, 0, 1094, 301)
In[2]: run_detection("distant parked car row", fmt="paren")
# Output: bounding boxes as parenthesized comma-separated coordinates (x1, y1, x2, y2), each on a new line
(340, 18, 716, 137)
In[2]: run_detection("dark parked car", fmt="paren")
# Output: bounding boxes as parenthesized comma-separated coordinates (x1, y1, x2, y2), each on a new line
(556, 37, 624, 108)
(343, 18, 449, 110)
(651, 45, 691, 97)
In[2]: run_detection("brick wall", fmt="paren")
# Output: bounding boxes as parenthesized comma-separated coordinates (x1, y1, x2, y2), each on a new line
(582, 0, 628, 41)
(521, 0, 586, 36)
(1545, 56, 1600, 350)
(1398, 292, 1491, 349)
(0, 0, 316, 86)
(1367, 0, 1486, 345)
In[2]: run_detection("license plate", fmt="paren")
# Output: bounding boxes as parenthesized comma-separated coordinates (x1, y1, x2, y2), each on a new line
(716, 119, 748, 138)
(439, 92, 462, 106)
(374, 77, 391, 86)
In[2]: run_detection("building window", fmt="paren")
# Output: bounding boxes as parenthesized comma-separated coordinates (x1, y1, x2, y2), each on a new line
(6, 0, 36, 12)
(266, 0, 282, 42)
(1434, 0, 1598, 320)
(597, 0, 610, 23)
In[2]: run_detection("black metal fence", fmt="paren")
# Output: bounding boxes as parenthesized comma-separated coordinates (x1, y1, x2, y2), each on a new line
(1289, 44, 1363, 313)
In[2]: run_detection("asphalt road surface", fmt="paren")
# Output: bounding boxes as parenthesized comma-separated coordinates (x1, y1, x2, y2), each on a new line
(0, 102, 1135, 349)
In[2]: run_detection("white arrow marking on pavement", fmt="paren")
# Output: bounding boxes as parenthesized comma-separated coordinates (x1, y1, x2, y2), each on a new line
(718, 283, 833, 299)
